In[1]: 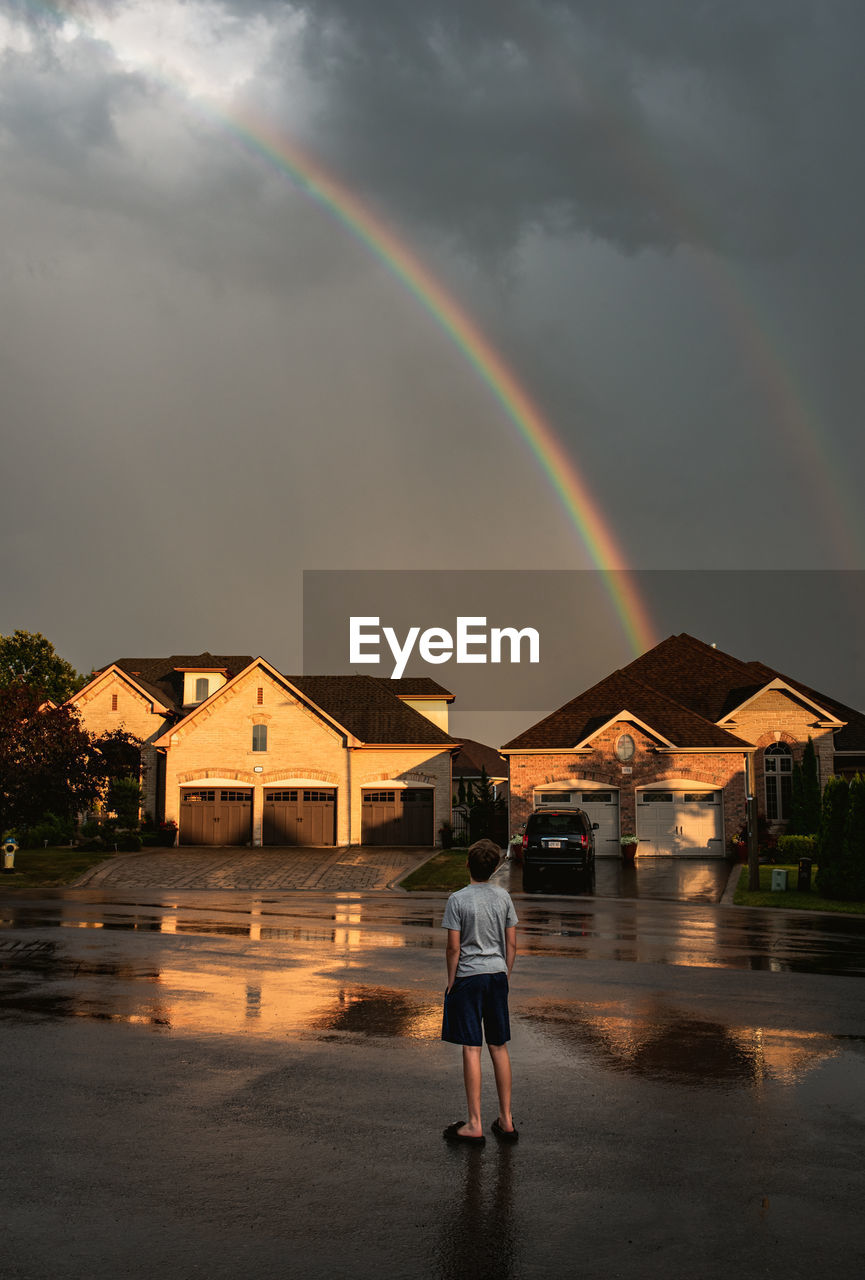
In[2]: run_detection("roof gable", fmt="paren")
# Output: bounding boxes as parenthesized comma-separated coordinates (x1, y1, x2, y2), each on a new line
(503, 666, 748, 751)
(153, 662, 457, 748)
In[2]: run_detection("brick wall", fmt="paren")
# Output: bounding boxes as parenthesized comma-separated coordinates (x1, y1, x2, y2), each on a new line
(161, 666, 453, 845)
(721, 688, 837, 828)
(508, 686, 841, 851)
(508, 720, 747, 850)
(72, 671, 172, 820)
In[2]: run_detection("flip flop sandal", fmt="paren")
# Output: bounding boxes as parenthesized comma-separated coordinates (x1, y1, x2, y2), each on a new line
(443, 1121, 486, 1144)
(491, 1118, 519, 1142)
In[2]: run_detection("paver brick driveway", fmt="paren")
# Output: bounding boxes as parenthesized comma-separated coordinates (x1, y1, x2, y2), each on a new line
(75, 846, 431, 892)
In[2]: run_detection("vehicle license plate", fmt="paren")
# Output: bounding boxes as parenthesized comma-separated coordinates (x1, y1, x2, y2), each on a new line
(547, 840, 562, 849)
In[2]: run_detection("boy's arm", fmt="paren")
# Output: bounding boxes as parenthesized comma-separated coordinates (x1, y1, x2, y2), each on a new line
(445, 928, 461, 992)
(505, 925, 517, 977)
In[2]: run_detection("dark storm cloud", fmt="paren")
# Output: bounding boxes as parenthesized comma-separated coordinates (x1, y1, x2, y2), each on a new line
(233, 0, 865, 259)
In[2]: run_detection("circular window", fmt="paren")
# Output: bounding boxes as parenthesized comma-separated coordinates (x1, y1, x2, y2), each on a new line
(615, 733, 636, 762)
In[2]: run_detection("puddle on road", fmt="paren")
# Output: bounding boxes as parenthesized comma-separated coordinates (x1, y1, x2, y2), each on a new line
(522, 997, 864, 1089)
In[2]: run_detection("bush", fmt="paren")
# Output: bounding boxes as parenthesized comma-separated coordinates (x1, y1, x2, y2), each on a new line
(439, 820, 454, 849)
(843, 773, 865, 900)
(77, 836, 106, 852)
(158, 820, 178, 847)
(116, 832, 142, 852)
(80, 818, 100, 838)
(816, 776, 850, 898)
(777, 835, 817, 859)
(21, 815, 75, 848)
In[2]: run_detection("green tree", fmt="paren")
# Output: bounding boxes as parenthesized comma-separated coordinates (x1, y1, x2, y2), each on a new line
(0, 630, 84, 703)
(790, 740, 824, 835)
(816, 775, 850, 899)
(0, 685, 106, 835)
(842, 773, 865, 901)
(107, 776, 143, 828)
(787, 759, 805, 833)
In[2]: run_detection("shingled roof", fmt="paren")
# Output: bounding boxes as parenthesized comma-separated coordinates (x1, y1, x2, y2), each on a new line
(109, 654, 254, 713)
(503, 663, 749, 751)
(379, 677, 455, 700)
(284, 675, 457, 745)
(504, 633, 865, 752)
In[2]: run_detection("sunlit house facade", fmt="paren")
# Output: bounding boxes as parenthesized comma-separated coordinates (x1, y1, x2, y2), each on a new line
(70, 654, 458, 847)
(503, 634, 865, 857)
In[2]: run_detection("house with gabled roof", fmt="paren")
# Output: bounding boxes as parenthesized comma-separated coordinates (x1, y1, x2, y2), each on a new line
(70, 656, 459, 847)
(502, 634, 865, 857)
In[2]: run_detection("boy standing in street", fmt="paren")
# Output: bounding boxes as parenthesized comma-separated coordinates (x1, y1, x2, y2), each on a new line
(441, 838, 519, 1144)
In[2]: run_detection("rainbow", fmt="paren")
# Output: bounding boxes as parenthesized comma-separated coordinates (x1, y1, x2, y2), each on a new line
(14, 2, 658, 653)
(222, 104, 656, 655)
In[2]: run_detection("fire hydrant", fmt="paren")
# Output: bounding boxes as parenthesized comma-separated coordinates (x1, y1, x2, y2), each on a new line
(3, 838, 18, 873)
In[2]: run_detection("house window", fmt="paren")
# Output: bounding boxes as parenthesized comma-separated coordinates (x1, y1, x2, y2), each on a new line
(615, 734, 636, 762)
(536, 791, 572, 805)
(111, 693, 118, 711)
(252, 724, 268, 752)
(764, 743, 793, 820)
(195, 677, 209, 702)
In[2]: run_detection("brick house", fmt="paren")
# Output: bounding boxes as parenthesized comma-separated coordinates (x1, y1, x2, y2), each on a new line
(70, 654, 458, 847)
(503, 634, 865, 857)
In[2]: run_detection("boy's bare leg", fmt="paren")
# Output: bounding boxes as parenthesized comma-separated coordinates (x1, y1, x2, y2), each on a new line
(458, 1046, 484, 1137)
(488, 1043, 515, 1130)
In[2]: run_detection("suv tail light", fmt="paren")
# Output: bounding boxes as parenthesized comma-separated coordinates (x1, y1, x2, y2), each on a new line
(522, 834, 528, 850)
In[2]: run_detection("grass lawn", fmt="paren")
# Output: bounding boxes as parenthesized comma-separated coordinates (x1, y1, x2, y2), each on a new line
(733, 863, 865, 914)
(400, 849, 471, 892)
(0, 846, 115, 888)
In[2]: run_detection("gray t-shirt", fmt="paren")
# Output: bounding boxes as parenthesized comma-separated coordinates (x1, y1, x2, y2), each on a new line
(441, 883, 519, 977)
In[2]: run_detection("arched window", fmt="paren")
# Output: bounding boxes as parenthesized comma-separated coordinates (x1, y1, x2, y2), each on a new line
(252, 724, 268, 753)
(764, 743, 793, 820)
(195, 677, 209, 702)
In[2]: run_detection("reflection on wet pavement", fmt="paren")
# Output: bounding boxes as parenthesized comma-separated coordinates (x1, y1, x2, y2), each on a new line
(433, 1144, 518, 1280)
(495, 854, 733, 902)
(522, 997, 860, 1088)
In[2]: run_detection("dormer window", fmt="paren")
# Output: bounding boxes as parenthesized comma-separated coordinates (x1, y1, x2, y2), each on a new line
(195, 677, 209, 703)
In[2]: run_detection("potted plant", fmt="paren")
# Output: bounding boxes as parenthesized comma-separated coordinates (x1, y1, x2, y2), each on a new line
(508, 831, 525, 862)
(619, 833, 640, 863)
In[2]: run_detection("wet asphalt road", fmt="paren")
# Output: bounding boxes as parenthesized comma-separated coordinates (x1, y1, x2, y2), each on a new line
(2, 888, 865, 1279)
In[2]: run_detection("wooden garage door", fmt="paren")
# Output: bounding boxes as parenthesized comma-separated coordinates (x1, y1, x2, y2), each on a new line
(361, 788, 434, 845)
(263, 789, 336, 846)
(179, 789, 252, 846)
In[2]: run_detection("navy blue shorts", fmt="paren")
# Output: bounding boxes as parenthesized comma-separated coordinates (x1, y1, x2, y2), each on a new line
(441, 972, 511, 1047)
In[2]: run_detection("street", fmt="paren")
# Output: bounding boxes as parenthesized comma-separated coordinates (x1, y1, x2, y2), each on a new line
(2, 887, 865, 1278)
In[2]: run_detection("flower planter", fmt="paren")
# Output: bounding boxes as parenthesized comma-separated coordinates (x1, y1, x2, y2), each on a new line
(620, 841, 639, 863)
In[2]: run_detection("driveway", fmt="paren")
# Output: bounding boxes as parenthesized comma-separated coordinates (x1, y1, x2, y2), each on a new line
(75, 845, 431, 892)
(494, 853, 736, 903)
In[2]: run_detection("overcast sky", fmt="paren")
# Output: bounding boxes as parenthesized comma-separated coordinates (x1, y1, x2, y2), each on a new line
(3, 1, 865, 737)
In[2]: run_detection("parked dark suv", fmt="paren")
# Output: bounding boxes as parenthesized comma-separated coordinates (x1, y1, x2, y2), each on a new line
(521, 807, 598, 892)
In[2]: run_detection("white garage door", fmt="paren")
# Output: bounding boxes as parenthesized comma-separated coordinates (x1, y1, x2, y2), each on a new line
(577, 791, 620, 857)
(637, 791, 723, 855)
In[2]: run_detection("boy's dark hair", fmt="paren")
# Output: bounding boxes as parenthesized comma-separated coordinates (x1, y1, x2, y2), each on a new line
(467, 839, 501, 882)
